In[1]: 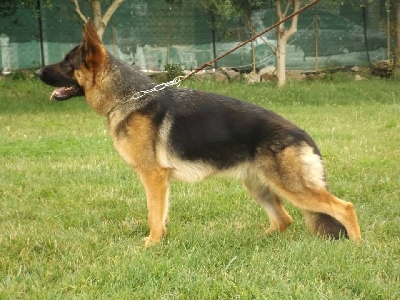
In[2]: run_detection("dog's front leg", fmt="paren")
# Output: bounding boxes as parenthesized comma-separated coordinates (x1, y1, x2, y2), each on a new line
(137, 167, 170, 246)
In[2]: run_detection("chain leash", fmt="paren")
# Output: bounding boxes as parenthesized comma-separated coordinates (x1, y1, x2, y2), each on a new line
(131, 76, 184, 100)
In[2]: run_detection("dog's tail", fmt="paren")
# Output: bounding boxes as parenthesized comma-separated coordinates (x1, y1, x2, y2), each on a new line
(302, 211, 348, 239)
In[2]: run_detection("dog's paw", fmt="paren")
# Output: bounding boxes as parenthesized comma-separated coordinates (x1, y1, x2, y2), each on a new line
(143, 236, 161, 247)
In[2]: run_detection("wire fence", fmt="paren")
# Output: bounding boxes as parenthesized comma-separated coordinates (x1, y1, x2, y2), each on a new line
(0, 0, 393, 73)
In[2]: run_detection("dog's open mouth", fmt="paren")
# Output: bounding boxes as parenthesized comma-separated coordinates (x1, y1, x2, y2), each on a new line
(50, 86, 84, 101)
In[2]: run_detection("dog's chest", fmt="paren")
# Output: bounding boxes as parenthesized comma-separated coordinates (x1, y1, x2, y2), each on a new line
(107, 110, 159, 169)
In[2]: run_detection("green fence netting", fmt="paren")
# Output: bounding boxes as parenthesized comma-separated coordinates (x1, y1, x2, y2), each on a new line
(0, 0, 391, 72)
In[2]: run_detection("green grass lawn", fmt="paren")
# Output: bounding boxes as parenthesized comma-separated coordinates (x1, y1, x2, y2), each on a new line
(0, 76, 399, 299)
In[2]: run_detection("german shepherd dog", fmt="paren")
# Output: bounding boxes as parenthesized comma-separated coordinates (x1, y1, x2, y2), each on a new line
(37, 21, 361, 246)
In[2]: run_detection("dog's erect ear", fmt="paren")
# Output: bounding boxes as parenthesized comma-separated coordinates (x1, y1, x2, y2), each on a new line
(82, 18, 107, 70)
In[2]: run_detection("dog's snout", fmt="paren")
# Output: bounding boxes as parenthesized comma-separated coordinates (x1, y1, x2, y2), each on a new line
(36, 68, 43, 77)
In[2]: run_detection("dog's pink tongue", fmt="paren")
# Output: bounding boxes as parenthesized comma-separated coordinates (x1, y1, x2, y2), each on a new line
(50, 88, 63, 100)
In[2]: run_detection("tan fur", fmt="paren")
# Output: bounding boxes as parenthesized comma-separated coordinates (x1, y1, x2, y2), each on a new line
(299, 146, 326, 189)
(233, 142, 361, 242)
(74, 65, 115, 116)
(262, 178, 361, 242)
(109, 113, 157, 169)
(138, 167, 170, 246)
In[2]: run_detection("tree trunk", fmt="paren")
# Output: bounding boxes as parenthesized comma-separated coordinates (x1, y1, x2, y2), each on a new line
(246, 14, 257, 73)
(90, 1, 104, 38)
(251, 40, 256, 73)
(274, 0, 301, 87)
(386, 0, 390, 59)
(72, 0, 125, 40)
(276, 29, 287, 87)
(314, 5, 318, 71)
(395, 3, 400, 77)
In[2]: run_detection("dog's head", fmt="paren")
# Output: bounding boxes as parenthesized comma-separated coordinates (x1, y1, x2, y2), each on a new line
(37, 19, 106, 101)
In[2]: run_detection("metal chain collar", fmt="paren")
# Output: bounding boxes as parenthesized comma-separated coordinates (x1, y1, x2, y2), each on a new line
(131, 76, 184, 100)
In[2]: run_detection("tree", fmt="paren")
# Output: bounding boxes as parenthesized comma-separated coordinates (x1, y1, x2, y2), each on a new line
(383, 0, 400, 76)
(199, 0, 304, 86)
(71, 0, 125, 40)
(274, 0, 302, 87)
(395, 1, 400, 76)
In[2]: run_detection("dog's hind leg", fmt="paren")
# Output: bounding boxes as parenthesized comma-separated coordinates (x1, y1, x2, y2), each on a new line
(257, 145, 361, 242)
(244, 177, 292, 235)
(137, 167, 170, 246)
